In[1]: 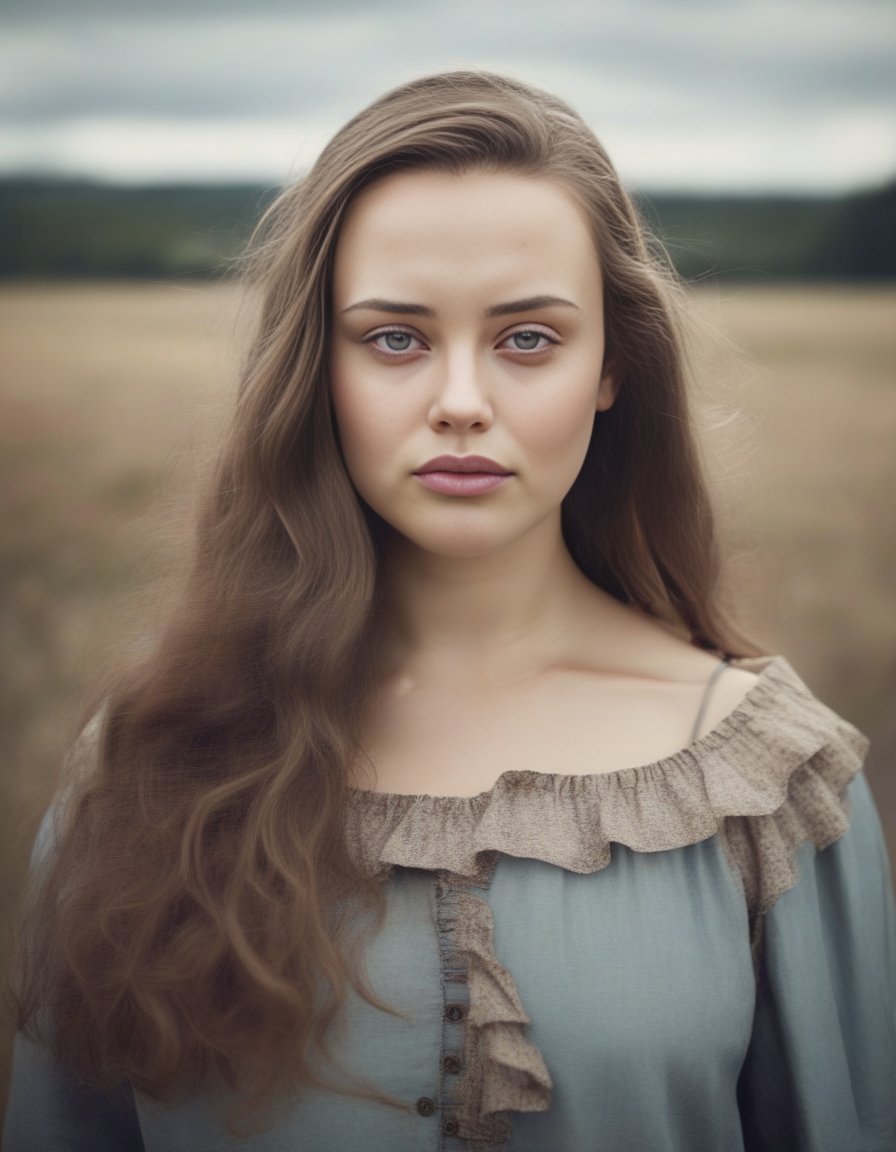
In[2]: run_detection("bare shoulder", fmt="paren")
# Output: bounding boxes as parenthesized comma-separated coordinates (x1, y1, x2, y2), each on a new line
(567, 593, 764, 731)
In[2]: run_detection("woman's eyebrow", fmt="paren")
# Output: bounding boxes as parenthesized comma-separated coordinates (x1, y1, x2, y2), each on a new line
(341, 295, 579, 317)
(342, 298, 434, 317)
(487, 295, 579, 317)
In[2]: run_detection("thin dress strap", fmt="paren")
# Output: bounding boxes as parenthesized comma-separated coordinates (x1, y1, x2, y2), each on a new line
(689, 657, 731, 744)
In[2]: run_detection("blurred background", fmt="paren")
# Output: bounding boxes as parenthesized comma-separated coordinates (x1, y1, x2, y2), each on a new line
(2, 0, 895, 1123)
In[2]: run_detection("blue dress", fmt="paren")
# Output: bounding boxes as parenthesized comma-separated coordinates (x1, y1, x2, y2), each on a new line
(5, 656, 896, 1151)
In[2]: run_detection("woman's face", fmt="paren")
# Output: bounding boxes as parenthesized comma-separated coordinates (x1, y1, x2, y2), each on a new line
(329, 167, 616, 560)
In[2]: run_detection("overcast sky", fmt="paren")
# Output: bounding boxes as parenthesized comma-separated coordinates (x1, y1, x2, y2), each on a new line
(2, 0, 894, 193)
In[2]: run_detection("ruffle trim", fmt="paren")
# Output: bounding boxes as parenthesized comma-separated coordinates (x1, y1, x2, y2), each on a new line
(450, 883, 552, 1148)
(343, 655, 869, 1139)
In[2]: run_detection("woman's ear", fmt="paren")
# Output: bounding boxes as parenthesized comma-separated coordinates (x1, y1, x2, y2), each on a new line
(595, 362, 618, 412)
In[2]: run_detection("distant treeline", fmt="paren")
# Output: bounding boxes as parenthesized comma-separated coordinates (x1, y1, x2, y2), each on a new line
(1, 176, 894, 281)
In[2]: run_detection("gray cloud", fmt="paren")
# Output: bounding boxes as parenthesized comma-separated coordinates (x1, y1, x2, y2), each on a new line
(1, 0, 893, 190)
(2, 0, 407, 17)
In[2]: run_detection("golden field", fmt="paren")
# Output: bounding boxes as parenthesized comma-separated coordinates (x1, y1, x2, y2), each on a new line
(1, 282, 895, 1114)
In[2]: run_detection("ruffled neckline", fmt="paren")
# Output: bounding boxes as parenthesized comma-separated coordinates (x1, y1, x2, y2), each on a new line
(344, 655, 868, 883)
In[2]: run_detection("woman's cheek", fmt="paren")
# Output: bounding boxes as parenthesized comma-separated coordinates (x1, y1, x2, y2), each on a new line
(525, 396, 597, 477)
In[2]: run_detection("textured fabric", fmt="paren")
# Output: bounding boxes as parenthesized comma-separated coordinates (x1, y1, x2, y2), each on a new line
(5, 655, 896, 1151)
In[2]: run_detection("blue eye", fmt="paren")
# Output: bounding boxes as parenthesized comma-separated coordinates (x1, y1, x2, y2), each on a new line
(380, 332, 414, 352)
(504, 330, 553, 353)
(367, 330, 423, 355)
(511, 331, 545, 351)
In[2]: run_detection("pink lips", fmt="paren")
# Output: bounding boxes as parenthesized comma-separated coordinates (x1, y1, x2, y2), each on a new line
(414, 455, 512, 496)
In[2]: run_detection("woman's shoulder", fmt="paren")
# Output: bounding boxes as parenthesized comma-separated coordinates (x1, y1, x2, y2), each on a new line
(559, 597, 762, 744)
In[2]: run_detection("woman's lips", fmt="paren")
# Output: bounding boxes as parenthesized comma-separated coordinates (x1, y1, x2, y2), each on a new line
(413, 454, 512, 495)
(414, 471, 511, 495)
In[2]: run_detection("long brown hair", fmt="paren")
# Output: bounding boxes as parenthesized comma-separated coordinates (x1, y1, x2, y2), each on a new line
(12, 70, 757, 1117)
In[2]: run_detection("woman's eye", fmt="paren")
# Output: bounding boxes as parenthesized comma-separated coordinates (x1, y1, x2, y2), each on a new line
(503, 330, 553, 353)
(369, 330, 421, 354)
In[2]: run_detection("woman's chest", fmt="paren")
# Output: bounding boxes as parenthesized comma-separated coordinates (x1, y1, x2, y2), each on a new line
(355, 674, 706, 796)
(371, 845, 755, 1149)
(136, 842, 756, 1151)
(486, 846, 755, 1072)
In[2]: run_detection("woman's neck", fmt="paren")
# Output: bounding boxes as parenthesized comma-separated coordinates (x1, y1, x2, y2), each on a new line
(377, 515, 613, 692)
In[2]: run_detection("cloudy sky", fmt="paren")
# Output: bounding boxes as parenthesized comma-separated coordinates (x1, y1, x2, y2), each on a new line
(2, 0, 894, 193)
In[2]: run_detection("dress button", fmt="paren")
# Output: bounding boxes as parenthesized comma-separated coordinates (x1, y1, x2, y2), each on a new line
(443, 1054, 462, 1074)
(443, 1118, 460, 1136)
(444, 1004, 464, 1023)
(415, 1096, 437, 1117)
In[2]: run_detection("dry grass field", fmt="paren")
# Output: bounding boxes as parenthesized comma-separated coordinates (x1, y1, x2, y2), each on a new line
(1, 282, 895, 1118)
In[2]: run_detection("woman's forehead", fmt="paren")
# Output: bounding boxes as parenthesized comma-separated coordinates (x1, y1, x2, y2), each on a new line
(332, 168, 601, 308)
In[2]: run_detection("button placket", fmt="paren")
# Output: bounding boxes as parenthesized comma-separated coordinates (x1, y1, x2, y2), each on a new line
(435, 869, 472, 1149)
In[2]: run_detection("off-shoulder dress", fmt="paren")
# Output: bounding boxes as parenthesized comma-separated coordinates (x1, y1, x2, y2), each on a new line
(5, 655, 896, 1151)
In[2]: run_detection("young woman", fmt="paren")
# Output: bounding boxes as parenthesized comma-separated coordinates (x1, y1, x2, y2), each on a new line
(6, 71, 895, 1152)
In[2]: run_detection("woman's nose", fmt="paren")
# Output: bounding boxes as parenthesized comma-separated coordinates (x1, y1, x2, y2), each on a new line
(427, 350, 494, 431)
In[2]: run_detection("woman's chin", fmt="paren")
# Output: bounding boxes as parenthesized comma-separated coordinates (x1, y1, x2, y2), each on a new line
(383, 520, 550, 565)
